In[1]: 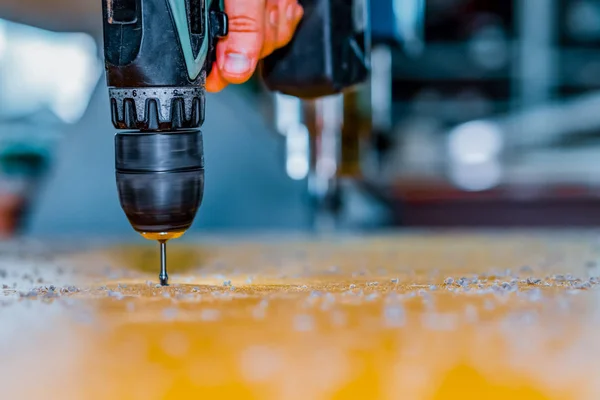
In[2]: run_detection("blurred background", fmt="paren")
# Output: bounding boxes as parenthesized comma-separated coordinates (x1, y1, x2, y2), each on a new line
(2, 0, 600, 238)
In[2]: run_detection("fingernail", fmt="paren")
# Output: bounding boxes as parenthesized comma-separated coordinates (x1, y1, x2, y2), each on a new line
(223, 53, 251, 75)
(269, 9, 278, 26)
(287, 3, 295, 20)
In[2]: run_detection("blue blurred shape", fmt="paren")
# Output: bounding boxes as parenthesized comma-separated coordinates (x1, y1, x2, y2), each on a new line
(0, 18, 101, 124)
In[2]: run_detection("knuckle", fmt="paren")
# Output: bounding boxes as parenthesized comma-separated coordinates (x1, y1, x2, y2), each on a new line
(276, 28, 293, 47)
(228, 15, 262, 33)
(261, 43, 275, 58)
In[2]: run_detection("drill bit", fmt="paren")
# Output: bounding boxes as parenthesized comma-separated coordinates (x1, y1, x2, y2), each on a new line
(159, 240, 169, 286)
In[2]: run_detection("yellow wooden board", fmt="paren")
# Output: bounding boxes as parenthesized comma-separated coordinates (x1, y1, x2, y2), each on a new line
(1, 232, 599, 399)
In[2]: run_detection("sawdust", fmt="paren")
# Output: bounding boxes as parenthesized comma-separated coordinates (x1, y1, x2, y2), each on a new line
(1, 233, 600, 399)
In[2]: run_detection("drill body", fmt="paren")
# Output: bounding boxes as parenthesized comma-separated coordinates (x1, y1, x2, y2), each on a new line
(102, 0, 227, 237)
(101, 0, 370, 276)
(103, 0, 228, 131)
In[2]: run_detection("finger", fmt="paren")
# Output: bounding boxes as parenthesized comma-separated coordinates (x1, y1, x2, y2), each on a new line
(206, 64, 229, 92)
(275, 0, 303, 49)
(216, 0, 266, 85)
(260, 0, 280, 58)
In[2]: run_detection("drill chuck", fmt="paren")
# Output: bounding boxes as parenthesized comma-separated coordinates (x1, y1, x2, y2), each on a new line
(115, 131, 204, 234)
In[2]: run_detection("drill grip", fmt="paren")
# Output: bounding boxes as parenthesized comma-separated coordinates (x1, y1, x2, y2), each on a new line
(261, 0, 370, 99)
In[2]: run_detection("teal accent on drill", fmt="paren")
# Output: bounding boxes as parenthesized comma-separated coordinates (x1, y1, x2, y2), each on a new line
(168, 0, 213, 81)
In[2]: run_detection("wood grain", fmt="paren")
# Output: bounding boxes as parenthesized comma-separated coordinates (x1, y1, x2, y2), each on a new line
(1, 232, 599, 399)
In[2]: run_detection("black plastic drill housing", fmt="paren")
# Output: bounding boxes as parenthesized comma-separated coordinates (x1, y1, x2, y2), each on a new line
(261, 0, 370, 99)
(103, 0, 227, 131)
(102, 0, 226, 234)
(115, 131, 205, 233)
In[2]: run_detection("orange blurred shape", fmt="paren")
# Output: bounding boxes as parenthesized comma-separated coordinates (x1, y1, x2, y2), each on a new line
(433, 365, 549, 400)
(0, 193, 24, 238)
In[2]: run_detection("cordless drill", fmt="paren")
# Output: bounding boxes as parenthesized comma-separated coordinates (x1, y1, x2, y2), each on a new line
(101, 0, 370, 285)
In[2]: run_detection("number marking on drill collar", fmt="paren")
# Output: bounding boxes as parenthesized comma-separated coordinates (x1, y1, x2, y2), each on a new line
(168, 0, 213, 81)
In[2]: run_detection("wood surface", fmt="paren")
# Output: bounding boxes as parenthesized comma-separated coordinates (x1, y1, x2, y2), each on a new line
(1, 232, 599, 399)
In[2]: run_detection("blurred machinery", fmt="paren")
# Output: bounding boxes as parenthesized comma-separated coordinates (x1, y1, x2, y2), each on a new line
(0, 18, 100, 236)
(393, 0, 600, 226)
(270, 0, 388, 231)
(270, 0, 600, 228)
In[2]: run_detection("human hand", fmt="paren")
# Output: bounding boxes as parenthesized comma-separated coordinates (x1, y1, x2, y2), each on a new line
(206, 0, 304, 92)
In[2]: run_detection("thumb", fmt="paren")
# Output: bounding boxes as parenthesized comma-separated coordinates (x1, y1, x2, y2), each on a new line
(215, 0, 266, 85)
